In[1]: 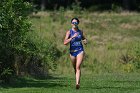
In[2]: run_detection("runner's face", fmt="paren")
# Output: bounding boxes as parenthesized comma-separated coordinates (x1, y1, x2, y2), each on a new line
(71, 19, 78, 28)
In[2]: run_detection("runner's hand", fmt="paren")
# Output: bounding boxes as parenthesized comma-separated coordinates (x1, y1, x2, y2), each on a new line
(83, 39, 87, 45)
(72, 33, 78, 39)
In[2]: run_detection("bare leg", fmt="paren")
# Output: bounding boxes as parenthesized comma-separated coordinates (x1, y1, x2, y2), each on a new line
(76, 51, 84, 86)
(70, 54, 76, 74)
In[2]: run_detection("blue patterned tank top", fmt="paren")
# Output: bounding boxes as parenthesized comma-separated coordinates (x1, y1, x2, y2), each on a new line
(69, 29, 84, 51)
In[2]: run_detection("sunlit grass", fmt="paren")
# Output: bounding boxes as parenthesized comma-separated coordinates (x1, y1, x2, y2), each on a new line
(28, 11, 140, 74)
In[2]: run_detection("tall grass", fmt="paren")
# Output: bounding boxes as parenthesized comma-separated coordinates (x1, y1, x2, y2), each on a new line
(29, 10, 140, 75)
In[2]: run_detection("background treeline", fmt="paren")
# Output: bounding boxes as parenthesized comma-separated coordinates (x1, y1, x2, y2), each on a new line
(26, 0, 140, 11)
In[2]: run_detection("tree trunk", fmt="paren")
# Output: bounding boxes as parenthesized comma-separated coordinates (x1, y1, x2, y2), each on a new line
(123, 0, 130, 10)
(74, 0, 80, 4)
(14, 54, 20, 76)
(130, 0, 137, 10)
(41, 0, 46, 11)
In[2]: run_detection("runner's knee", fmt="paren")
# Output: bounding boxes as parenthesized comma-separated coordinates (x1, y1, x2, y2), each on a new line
(76, 66, 80, 71)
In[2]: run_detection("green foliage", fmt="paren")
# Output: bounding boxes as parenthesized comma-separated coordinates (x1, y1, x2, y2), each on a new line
(111, 3, 122, 13)
(120, 42, 140, 72)
(50, 7, 66, 24)
(0, 0, 31, 47)
(1, 68, 13, 83)
(59, 7, 65, 24)
(0, 0, 33, 82)
(28, 39, 61, 71)
(0, 0, 62, 82)
(71, 2, 82, 14)
(130, 42, 140, 69)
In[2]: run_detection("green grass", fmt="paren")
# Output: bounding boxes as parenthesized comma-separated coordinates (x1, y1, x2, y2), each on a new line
(1, 11, 140, 92)
(27, 11, 140, 74)
(1, 73, 140, 93)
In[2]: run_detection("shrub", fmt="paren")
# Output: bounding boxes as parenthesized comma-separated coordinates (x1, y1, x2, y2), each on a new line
(120, 42, 140, 72)
(0, 0, 62, 82)
(111, 3, 122, 13)
(0, 0, 32, 82)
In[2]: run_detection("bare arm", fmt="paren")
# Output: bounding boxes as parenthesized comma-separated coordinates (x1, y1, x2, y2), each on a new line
(81, 30, 85, 39)
(81, 30, 87, 45)
(64, 31, 72, 45)
(64, 30, 78, 45)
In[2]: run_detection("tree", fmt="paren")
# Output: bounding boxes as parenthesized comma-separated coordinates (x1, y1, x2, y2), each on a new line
(0, 0, 32, 82)
(122, 0, 138, 10)
(24, 0, 139, 11)
(41, 0, 46, 10)
(0, 0, 61, 83)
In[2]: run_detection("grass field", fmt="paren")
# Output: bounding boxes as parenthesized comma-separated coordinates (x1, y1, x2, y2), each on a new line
(1, 73, 140, 93)
(0, 11, 140, 93)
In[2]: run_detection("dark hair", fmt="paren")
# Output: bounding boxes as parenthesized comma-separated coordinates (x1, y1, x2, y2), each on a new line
(71, 17, 80, 24)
